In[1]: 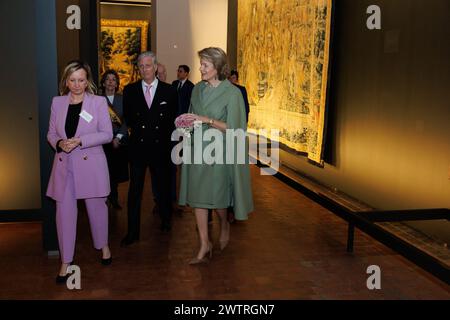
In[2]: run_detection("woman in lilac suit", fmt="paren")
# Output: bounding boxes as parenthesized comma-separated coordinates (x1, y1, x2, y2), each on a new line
(46, 61, 113, 283)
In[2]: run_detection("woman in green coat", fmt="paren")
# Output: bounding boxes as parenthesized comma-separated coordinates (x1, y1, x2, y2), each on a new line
(178, 47, 253, 264)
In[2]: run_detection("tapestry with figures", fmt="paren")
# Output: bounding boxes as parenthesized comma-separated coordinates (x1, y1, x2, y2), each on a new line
(238, 0, 333, 164)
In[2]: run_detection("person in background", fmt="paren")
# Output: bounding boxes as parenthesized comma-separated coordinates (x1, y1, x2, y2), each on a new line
(46, 60, 113, 284)
(156, 62, 167, 82)
(100, 69, 129, 210)
(170, 65, 195, 214)
(172, 65, 195, 116)
(229, 69, 250, 123)
(178, 47, 253, 264)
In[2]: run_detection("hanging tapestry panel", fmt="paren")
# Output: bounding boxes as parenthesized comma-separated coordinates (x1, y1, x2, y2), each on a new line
(100, 19, 149, 92)
(238, 0, 333, 164)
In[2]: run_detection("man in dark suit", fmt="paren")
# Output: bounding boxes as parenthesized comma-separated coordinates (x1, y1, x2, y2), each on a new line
(121, 51, 178, 246)
(171, 65, 194, 116)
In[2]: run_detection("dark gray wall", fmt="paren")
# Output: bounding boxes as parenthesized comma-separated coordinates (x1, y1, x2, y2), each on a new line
(0, 0, 59, 249)
(80, 0, 101, 83)
(55, 0, 80, 83)
(56, 0, 100, 84)
(320, 0, 450, 241)
(0, 0, 41, 211)
(282, 0, 450, 209)
(36, 0, 59, 250)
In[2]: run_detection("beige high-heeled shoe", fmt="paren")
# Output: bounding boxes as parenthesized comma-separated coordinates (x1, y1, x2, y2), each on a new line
(189, 242, 213, 265)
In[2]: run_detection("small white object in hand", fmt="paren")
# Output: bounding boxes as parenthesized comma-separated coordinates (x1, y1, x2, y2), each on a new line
(175, 114, 204, 138)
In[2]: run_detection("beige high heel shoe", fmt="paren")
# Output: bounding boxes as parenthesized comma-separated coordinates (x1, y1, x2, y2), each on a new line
(189, 242, 213, 265)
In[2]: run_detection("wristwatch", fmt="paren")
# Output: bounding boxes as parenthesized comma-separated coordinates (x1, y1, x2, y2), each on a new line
(209, 119, 214, 126)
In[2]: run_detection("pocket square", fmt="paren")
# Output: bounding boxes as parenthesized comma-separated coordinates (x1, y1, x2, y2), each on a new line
(160, 101, 167, 105)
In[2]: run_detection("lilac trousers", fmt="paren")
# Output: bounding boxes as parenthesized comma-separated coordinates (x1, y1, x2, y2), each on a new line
(56, 160, 109, 264)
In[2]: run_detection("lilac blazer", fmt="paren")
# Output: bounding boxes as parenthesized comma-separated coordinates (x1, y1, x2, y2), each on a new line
(46, 93, 113, 201)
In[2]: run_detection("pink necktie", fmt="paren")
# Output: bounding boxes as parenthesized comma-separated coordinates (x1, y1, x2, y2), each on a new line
(145, 85, 152, 109)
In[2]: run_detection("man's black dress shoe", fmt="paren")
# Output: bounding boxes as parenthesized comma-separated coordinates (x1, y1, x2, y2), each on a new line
(120, 235, 138, 247)
(101, 256, 112, 265)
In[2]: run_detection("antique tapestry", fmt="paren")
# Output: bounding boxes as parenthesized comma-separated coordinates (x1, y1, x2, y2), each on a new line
(100, 19, 149, 92)
(238, 0, 333, 164)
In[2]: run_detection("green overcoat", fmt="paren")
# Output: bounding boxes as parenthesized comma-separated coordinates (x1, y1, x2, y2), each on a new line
(178, 80, 254, 220)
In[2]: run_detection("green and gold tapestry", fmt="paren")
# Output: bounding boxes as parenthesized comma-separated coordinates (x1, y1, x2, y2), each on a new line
(100, 19, 149, 92)
(238, 0, 333, 164)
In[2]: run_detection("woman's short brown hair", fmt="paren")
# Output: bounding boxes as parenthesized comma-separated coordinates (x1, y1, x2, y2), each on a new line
(198, 47, 230, 81)
(100, 69, 120, 93)
(59, 60, 97, 96)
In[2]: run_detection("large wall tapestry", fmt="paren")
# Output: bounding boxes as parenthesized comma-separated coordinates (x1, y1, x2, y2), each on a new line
(238, 0, 333, 164)
(100, 19, 149, 92)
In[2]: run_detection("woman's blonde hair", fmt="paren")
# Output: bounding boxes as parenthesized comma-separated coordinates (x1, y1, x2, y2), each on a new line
(198, 47, 230, 81)
(59, 60, 97, 95)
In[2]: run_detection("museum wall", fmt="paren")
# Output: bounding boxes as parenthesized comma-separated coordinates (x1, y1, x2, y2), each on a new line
(56, 0, 99, 83)
(0, 0, 59, 246)
(294, 0, 450, 209)
(230, 0, 450, 238)
(227, 0, 238, 70)
(100, 2, 151, 21)
(154, 0, 228, 84)
(0, 0, 42, 210)
(100, 1, 152, 54)
(36, 0, 60, 249)
(55, 0, 80, 82)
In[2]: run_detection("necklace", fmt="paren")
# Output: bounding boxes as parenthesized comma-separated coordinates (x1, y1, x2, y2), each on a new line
(206, 80, 221, 88)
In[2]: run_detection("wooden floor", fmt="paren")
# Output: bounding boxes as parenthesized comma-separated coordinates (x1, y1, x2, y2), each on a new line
(0, 165, 448, 299)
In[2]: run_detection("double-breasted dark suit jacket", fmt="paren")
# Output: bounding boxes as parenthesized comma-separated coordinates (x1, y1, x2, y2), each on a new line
(123, 80, 177, 165)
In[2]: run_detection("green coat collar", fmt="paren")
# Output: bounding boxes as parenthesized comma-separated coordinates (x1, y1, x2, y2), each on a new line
(194, 79, 233, 110)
